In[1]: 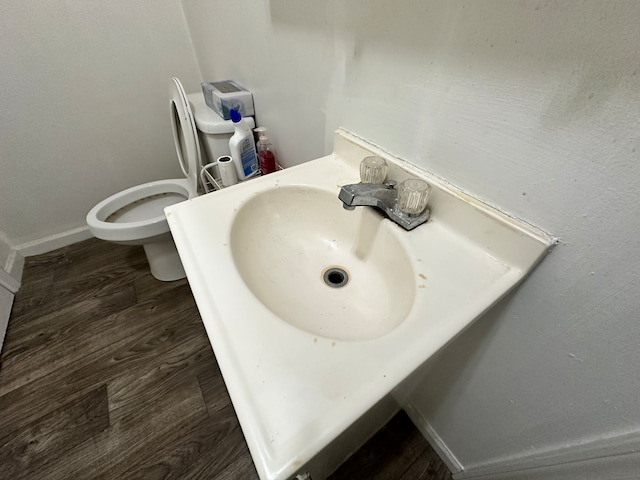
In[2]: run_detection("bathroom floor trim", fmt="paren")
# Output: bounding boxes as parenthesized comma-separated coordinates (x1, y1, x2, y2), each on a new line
(455, 427, 640, 480)
(15, 225, 93, 258)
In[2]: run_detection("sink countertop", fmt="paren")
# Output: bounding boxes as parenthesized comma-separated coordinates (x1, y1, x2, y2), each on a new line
(165, 129, 554, 480)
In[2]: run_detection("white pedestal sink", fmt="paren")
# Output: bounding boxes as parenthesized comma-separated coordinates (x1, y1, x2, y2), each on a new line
(165, 129, 555, 480)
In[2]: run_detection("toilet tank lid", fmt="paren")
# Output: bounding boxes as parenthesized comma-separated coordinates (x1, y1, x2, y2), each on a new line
(187, 93, 255, 134)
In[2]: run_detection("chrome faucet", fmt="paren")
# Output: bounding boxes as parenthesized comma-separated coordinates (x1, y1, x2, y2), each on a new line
(338, 180, 431, 231)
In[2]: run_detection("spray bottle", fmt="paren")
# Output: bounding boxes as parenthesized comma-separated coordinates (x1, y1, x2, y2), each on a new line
(254, 127, 277, 175)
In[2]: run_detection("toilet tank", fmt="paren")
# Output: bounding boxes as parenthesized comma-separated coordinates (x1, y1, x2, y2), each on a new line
(187, 93, 256, 167)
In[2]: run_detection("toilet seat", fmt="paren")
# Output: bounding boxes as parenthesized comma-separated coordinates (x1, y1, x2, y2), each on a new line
(87, 178, 191, 243)
(170, 77, 201, 189)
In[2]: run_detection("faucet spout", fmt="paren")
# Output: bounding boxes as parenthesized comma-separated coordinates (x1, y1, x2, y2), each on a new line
(338, 182, 396, 209)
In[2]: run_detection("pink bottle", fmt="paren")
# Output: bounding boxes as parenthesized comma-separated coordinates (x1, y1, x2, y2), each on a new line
(254, 127, 277, 175)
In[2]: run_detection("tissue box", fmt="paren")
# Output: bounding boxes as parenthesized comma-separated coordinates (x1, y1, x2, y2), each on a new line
(201, 80, 254, 120)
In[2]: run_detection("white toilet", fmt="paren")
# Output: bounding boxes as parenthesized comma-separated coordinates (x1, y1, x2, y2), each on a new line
(86, 78, 252, 281)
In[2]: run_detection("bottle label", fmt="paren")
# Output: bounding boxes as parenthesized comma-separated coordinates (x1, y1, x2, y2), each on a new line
(240, 138, 258, 176)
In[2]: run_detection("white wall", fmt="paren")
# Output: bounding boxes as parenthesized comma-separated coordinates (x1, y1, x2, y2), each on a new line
(0, 1, 201, 248)
(181, 0, 640, 476)
(181, 0, 341, 165)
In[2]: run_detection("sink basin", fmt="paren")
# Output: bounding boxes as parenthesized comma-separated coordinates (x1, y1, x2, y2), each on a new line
(230, 186, 415, 341)
(165, 129, 555, 480)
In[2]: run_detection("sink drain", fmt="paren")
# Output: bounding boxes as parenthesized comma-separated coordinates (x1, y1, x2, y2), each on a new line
(322, 266, 350, 288)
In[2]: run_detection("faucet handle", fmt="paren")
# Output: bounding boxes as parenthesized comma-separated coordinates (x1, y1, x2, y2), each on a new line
(360, 156, 388, 184)
(397, 178, 432, 215)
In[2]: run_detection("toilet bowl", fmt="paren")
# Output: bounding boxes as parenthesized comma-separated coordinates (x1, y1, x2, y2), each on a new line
(86, 77, 243, 281)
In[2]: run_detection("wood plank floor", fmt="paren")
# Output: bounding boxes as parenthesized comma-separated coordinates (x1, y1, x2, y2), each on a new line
(0, 238, 453, 480)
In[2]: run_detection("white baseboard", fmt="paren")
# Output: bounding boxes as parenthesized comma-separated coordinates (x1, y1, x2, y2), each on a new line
(392, 391, 463, 475)
(455, 428, 640, 480)
(393, 390, 640, 480)
(0, 226, 93, 292)
(1, 234, 23, 292)
(0, 269, 20, 294)
(0, 286, 14, 354)
(15, 225, 93, 257)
